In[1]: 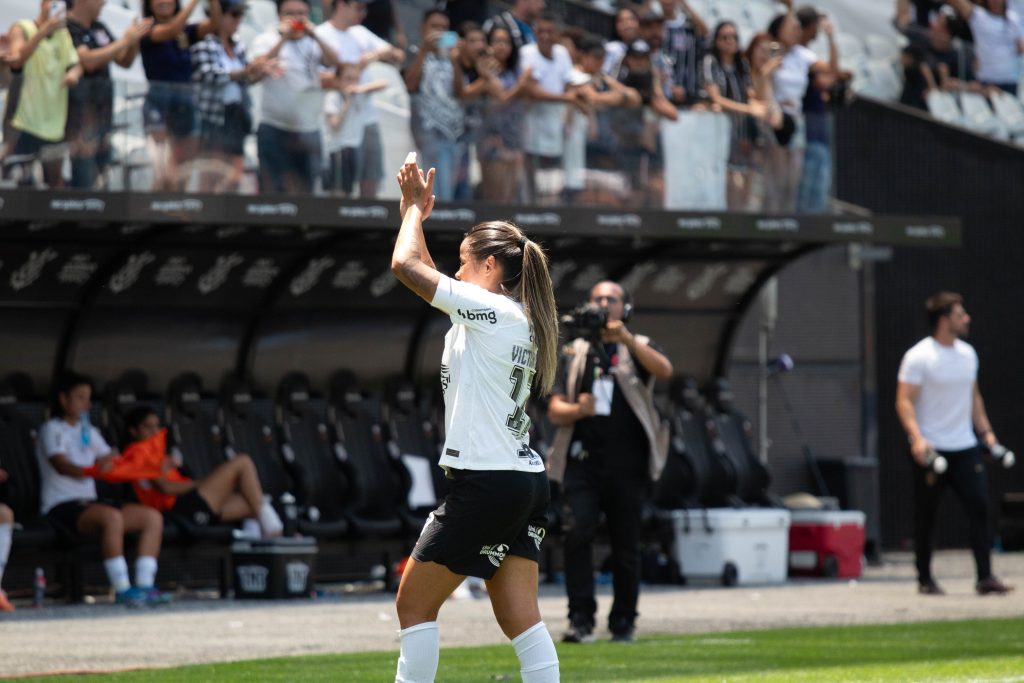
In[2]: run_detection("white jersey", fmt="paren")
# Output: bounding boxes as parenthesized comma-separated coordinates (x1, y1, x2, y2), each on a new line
(897, 336, 979, 451)
(37, 417, 111, 513)
(431, 274, 544, 472)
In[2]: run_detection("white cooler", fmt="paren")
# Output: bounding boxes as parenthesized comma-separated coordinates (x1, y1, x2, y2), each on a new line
(667, 508, 791, 586)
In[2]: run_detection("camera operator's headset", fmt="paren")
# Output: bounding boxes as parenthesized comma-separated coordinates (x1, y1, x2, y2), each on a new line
(619, 284, 634, 324)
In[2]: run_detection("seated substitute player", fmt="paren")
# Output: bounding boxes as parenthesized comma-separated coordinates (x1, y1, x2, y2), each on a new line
(123, 406, 283, 538)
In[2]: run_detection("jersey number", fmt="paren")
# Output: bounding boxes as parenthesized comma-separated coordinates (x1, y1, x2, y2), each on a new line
(506, 365, 533, 439)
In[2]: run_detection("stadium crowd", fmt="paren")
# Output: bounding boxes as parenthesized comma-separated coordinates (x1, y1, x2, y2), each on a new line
(0, 0, 1021, 208)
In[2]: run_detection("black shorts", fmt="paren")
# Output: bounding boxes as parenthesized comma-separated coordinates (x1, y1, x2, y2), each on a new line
(412, 468, 550, 580)
(172, 489, 218, 527)
(46, 498, 122, 536)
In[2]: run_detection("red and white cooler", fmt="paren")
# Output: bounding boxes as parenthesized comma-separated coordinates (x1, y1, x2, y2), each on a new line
(788, 510, 866, 578)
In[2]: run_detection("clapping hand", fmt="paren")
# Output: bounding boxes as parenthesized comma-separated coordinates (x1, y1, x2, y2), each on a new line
(396, 152, 436, 220)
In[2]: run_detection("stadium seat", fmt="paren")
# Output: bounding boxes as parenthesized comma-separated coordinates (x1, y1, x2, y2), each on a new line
(164, 373, 236, 541)
(273, 372, 355, 540)
(706, 378, 780, 507)
(926, 90, 963, 126)
(864, 33, 901, 63)
(834, 32, 866, 63)
(220, 375, 296, 504)
(385, 380, 448, 533)
(989, 89, 1024, 144)
(859, 59, 903, 101)
(959, 92, 1009, 140)
(324, 371, 405, 537)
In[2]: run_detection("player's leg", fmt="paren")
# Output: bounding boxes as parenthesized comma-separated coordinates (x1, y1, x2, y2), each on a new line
(393, 558, 465, 683)
(488, 556, 559, 683)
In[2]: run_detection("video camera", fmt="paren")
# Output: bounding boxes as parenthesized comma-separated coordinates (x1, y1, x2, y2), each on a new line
(560, 302, 607, 340)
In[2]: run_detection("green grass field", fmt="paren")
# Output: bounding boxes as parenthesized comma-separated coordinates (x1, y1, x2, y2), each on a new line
(13, 617, 1024, 682)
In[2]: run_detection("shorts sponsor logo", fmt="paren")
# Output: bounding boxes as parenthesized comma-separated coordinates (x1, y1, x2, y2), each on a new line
(528, 525, 546, 550)
(457, 308, 497, 324)
(480, 543, 509, 568)
(445, 448, 460, 458)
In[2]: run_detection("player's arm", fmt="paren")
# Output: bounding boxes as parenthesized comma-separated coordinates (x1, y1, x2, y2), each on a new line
(391, 153, 439, 303)
(972, 382, 997, 448)
(896, 381, 928, 465)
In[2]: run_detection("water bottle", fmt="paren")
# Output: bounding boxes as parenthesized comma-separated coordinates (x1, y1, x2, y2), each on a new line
(33, 567, 46, 608)
(924, 446, 947, 474)
(80, 410, 91, 447)
(990, 444, 1016, 469)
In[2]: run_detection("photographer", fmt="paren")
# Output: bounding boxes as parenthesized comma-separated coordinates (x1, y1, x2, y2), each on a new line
(896, 291, 1014, 596)
(547, 281, 672, 643)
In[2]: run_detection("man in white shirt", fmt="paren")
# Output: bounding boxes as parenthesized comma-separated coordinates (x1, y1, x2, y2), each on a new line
(948, 0, 1024, 93)
(519, 13, 585, 202)
(896, 291, 1014, 596)
(316, 0, 403, 199)
(250, 0, 340, 195)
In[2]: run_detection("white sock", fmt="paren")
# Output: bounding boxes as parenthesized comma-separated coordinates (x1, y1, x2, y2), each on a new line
(241, 518, 262, 539)
(259, 501, 284, 538)
(395, 621, 439, 683)
(0, 523, 12, 588)
(135, 556, 158, 588)
(512, 622, 560, 683)
(104, 556, 131, 593)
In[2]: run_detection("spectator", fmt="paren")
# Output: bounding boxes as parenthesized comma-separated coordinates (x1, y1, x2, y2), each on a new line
(603, 7, 642, 75)
(640, 11, 674, 101)
(765, 11, 833, 212)
(316, 0, 404, 199)
(483, 0, 543, 50)
(900, 10, 975, 111)
(895, 0, 973, 42)
(191, 0, 279, 194)
(0, 471, 12, 612)
(140, 0, 221, 191)
(453, 21, 491, 199)
(559, 28, 592, 203)
(794, 6, 841, 213)
(520, 13, 585, 203)
(362, 0, 406, 50)
(7, 0, 82, 187)
(656, 0, 709, 106)
(947, 0, 1023, 95)
(702, 21, 772, 210)
(613, 40, 676, 206)
(575, 36, 642, 205)
(123, 407, 284, 539)
(403, 9, 464, 202)
(251, 0, 340, 195)
(324, 62, 387, 197)
(475, 25, 532, 202)
(37, 373, 168, 606)
(66, 0, 152, 190)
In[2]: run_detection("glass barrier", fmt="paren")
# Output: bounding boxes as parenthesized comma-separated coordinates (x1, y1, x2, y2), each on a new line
(0, 67, 838, 214)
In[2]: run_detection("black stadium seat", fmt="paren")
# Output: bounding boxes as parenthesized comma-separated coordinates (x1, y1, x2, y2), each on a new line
(385, 380, 448, 533)
(164, 373, 235, 541)
(220, 375, 294, 502)
(325, 370, 403, 538)
(275, 372, 353, 540)
(707, 378, 780, 507)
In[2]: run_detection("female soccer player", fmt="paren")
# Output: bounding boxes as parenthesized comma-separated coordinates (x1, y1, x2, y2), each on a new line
(390, 153, 560, 683)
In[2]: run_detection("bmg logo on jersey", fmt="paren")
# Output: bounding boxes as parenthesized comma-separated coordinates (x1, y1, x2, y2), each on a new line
(457, 308, 498, 324)
(479, 543, 510, 567)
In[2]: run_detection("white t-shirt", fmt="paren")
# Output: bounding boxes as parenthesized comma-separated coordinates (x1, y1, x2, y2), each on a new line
(773, 44, 818, 114)
(969, 7, 1023, 84)
(251, 31, 325, 132)
(323, 90, 367, 152)
(431, 274, 544, 473)
(520, 43, 573, 157)
(897, 337, 979, 451)
(315, 22, 389, 125)
(37, 417, 111, 513)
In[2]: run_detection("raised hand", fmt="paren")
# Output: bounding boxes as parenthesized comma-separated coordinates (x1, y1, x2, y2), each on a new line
(396, 152, 436, 220)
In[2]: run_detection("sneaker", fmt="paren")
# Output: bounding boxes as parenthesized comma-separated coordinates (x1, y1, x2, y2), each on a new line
(140, 587, 173, 605)
(115, 586, 148, 607)
(562, 622, 595, 643)
(976, 576, 1015, 595)
(610, 628, 636, 643)
(0, 590, 15, 612)
(918, 580, 945, 595)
